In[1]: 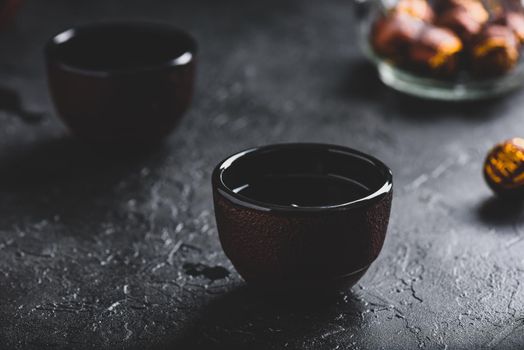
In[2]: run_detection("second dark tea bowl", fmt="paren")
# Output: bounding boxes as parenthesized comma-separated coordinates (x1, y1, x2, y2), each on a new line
(45, 22, 197, 144)
(212, 143, 393, 292)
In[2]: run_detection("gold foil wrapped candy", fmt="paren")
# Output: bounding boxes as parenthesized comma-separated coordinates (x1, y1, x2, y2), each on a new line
(484, 138, 524, 196)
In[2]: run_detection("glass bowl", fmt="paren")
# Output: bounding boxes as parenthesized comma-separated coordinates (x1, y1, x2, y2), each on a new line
(355, 0, 524, 100)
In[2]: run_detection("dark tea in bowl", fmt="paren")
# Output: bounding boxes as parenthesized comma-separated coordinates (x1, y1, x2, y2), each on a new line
(212, 143, 393, 292)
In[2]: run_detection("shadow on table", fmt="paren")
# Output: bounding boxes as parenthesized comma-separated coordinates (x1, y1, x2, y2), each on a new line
(163, 285, 365, 350)
(338, 59, 517, 122)
(476, 196, 524, 228)
(0, 135, 170, 227)
(0, 85, 46, 124)
(0, 135, 167, 190)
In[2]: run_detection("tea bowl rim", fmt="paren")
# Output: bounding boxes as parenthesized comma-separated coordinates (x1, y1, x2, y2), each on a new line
(44, 20, 197, 77)
(212, 143, 393, 212)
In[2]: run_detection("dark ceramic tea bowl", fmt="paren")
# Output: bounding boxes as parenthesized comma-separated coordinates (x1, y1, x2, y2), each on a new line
(45, 22, 197, 144)
(212, 143, 393, 292)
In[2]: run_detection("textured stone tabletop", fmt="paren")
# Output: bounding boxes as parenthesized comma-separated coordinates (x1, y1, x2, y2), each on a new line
(1, 0, 524, 349)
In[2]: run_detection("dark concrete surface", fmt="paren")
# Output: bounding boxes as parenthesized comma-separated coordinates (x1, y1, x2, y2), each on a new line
(0, 0, 523, 349)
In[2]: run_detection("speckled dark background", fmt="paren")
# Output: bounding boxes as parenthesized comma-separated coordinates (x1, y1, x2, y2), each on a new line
(1, 0, 524, 349)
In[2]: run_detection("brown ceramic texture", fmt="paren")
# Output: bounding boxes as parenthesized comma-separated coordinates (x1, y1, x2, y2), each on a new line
(45, 22, 197, 144)
(212, 144, 393, 291)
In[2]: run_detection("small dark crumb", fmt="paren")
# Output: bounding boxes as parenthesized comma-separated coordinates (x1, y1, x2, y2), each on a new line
(183, 263, 230, 281)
